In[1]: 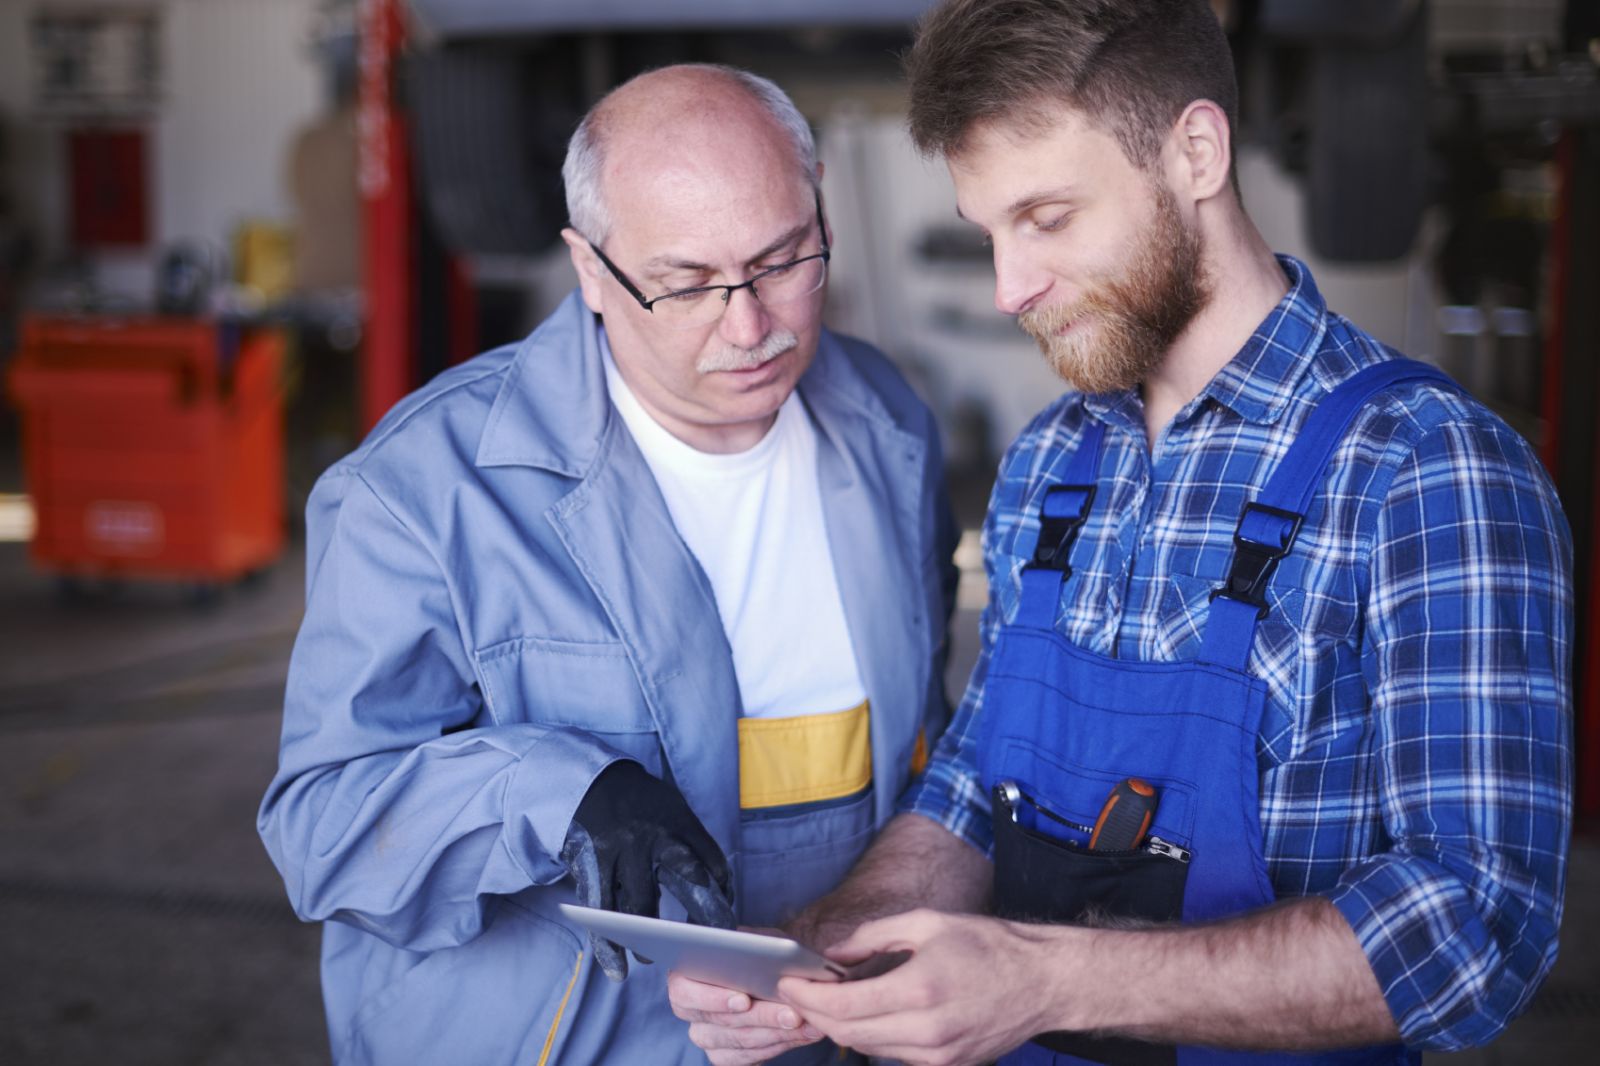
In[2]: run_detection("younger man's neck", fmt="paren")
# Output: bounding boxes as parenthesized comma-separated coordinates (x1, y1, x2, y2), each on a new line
(1141, 224, 1288, 447)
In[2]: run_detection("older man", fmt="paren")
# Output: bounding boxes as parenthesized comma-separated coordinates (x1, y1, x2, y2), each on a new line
(258, 64, 956, 1065)
(673, 3, 1572, 1065)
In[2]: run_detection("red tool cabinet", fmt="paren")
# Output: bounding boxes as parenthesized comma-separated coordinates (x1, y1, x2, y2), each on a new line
(7, 315, 286, 585)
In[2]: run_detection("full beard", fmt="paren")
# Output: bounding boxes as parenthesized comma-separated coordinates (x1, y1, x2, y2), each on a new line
(696, 328, 800, 374)
(1018, 184, 1209, 395)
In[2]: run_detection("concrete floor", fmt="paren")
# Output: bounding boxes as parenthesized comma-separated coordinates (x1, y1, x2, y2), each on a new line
(0, 539, 325, 1065)
(1, 526, 1595, 1064)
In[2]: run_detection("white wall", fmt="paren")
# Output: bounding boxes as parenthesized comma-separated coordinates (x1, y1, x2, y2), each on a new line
(817, 110, 1065, 464)
(1237, 146, 1428, 357)
(0, 0, 325, 302)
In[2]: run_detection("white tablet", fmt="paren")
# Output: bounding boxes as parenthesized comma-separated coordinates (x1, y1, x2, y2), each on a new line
(557, 903, 847, 1000)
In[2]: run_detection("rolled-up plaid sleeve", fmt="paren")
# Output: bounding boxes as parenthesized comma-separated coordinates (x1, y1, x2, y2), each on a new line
(1327, 414, 1573, 1050)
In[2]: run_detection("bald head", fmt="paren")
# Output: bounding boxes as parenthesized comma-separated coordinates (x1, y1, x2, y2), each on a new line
(563, 64, 819, 245)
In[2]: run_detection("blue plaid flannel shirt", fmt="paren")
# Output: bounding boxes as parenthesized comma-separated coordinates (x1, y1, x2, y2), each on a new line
(901, 256, 1573, 1051)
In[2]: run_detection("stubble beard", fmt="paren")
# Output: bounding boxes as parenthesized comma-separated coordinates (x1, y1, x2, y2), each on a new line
(1018, 183, 1210, 395)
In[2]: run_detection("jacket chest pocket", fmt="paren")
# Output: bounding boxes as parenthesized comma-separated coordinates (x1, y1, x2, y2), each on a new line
(475, 636, 664, 773)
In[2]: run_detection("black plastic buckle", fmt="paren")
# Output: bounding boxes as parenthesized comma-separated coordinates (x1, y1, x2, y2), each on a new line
(1209, 502, 1303, 619)
(1029, 484, 1096, 573)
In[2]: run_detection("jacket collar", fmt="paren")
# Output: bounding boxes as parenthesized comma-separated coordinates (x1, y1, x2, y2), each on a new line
(475, 289, 899, 473)
(492, 291, 927, 853)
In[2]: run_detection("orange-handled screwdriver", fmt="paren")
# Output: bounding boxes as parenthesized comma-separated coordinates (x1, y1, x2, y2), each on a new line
(1089, 777, 1158, 851)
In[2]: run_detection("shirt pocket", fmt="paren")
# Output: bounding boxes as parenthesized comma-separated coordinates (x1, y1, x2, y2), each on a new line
(990, 519, 1036, 628)
(474, 636, 663, 771)
(991, 522, 1105, 641)
(1157, 573, 1304, 658)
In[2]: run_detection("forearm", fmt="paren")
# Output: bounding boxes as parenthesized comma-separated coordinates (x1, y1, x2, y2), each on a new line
(788, 813, 992, 949)
(1338, 418, 1573, 1049)
(261, 724, 622, 947)
(1033, 896, 1397, 1050)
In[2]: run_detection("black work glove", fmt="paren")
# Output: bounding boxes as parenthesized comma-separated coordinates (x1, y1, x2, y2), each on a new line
(559, 759, 735, 981)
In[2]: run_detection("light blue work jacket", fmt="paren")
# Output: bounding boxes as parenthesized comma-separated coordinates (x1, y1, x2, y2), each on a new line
(258, 291, 957, 1065)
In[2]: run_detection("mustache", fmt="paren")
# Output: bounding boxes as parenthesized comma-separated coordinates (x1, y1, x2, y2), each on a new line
(696, 328, 800, 374)
(1016, 296, 1104, 341)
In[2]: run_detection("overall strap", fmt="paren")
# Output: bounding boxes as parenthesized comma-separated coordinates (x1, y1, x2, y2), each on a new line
(1015, 419, 1107, 629)
(1198, 359, 1456, 668)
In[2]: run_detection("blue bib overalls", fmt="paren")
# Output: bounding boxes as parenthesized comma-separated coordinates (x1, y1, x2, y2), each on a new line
(977, 361, 1451, 1066)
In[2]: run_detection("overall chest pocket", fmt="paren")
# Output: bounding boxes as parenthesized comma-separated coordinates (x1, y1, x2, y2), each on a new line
(990, 774, 1189, 1066)
(475, 637, 663, 772)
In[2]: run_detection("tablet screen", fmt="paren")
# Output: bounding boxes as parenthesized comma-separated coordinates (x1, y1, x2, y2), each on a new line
(557, 903, 846, 1000)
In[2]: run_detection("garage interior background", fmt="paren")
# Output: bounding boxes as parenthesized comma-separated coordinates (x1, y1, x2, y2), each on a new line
(0, 0, 1597, 1063)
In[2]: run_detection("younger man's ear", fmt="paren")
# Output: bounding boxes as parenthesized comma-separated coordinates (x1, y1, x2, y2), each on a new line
(1171, 99, 1232, 202)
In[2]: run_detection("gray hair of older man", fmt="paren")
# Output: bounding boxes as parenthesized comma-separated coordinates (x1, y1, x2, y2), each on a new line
(561, 64, 819, 245)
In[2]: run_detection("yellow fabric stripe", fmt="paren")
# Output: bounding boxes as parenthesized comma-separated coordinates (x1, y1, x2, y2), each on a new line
(738, 700, 872, 809)
(910, 728, 929, 776)
(536, 949, 584, 1066)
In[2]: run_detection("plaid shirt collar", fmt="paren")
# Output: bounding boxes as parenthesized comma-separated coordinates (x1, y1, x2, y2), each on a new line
(1080, 254, 1327, 431)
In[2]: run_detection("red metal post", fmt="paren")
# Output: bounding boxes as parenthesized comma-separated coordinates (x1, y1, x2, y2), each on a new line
(1534, 132, 1598, 824)
(1584, 401, 1600, 824)
(1537, 132, 1572, 479)
(358, 0, 414, 432)
(447, 255, 478, 367)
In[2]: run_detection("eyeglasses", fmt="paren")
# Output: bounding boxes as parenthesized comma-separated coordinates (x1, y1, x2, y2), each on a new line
(586, 192, 830, 330)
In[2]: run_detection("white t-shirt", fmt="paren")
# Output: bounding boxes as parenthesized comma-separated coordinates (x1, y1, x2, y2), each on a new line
(601, 335, 866, 719)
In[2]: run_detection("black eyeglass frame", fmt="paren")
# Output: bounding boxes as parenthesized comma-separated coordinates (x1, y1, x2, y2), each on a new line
(586, 190, 830, 316)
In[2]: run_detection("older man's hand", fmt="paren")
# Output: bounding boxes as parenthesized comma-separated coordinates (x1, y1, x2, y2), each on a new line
(668, 971, 825, 1065)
